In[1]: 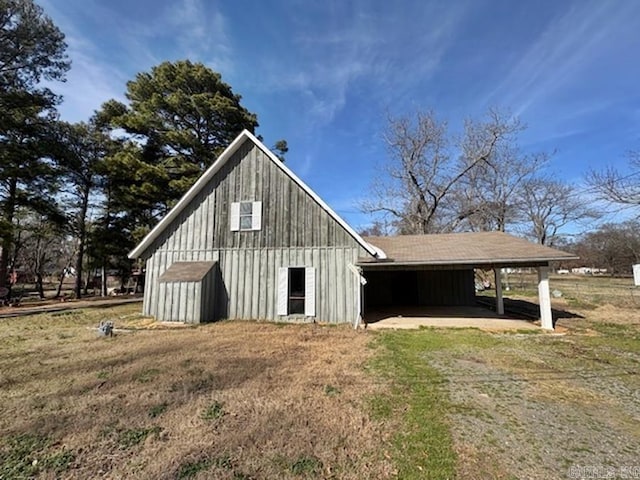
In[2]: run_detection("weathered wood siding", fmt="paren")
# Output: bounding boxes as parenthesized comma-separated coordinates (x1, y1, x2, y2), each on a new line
(145, 247, 362, 323)
(363, 269, 475, 309)
(155, 281, 201, 323)
(143, 140, 358, 254)
(142, 139, 368, 323)
(155, 266, 217, 324)
(416, 270, 475, 306)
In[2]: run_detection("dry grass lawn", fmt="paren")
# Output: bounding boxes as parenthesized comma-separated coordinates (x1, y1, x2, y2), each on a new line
(3, 280, 640, 480)
(0, 305, 394, 479)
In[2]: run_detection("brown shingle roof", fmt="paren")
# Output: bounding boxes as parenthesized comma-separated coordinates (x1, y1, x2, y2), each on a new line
(159, 261, 216, 282)
(361, 232, 577, 266)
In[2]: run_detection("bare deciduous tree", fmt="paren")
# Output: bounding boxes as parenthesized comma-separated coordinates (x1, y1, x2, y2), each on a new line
(452, 125, 548, 232)
(358, 219, 395, 237)
(587, 151, 640, 208)
(362, 108, 522, 234)
(571, 220, 640, 275)
(518, 177, 599, 246)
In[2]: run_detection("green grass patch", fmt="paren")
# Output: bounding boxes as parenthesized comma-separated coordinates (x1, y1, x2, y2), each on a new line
(588, 321, 638, 336)
(367, 329, 501, 478)
(368, 393, 394, 420)
(148, 402, 168, 418)
(290, 455, 323, 475)
(0, 433, 75, 477)
(368, 330, 465, 479)
(272, 454, 323, 477)
(324, 384, 341, 396)
(582, 328, 640, 354)
(177, 456, 229, 478)
(565, 296, 599, 310)
(503, 288, 538, 298)
(202, 400, 225, 420)
(117, 426, 161, 449)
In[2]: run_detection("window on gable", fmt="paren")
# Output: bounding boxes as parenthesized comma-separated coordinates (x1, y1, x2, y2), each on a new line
(230, 201, 262, 231)
(239, 202, 253, 230)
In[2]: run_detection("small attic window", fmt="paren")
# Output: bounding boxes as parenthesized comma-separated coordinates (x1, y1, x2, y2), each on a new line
(230, 201, 262, 231)
(239, 202, 253, 230)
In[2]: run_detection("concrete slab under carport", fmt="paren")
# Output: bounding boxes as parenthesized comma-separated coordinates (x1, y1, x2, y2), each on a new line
(363, 305, 539, 331)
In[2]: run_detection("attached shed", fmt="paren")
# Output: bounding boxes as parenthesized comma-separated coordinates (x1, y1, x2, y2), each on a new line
(157, 261, 217, 323)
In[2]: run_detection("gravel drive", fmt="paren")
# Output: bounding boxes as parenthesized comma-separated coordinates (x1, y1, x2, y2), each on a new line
(427, 328, 640, 479)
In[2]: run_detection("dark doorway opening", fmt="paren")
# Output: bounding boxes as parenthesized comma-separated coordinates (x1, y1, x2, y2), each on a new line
(363, 268, 476, 312)
(288, 267, 305, 314)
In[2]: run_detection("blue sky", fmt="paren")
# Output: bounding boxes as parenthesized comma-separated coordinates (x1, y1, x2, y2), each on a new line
(40, 0, 640, 230)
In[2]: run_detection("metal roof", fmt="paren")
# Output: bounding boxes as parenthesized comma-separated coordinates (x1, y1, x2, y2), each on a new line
(360, 232, 578, 267)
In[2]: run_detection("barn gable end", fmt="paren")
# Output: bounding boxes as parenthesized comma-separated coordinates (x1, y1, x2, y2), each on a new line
(131, 131, 376, 324)
(140, 139, 368, 255)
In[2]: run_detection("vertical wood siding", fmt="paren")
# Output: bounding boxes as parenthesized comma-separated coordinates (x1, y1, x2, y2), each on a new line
(416, 270, 475, 306)
(144, 140, 360, 254)
(146, 247, 363, 323)
(363, 269, 475, 309)
(142, 138, 370, 324)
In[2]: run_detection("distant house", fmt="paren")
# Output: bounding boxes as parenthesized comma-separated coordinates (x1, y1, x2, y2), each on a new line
(129, 130, 576, 329)
(571, 267, 607, 275)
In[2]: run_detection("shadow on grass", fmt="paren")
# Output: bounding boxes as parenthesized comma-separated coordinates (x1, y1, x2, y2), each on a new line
(477, 297, 584, 326)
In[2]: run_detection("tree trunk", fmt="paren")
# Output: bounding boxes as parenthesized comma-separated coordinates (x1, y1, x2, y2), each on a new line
(100, 264, 107, 297)
(33, 234, 44, 299)
(83, 271, 91, 296)
(0, 245, 9, 291)
(55, 271, 65, 298)
(0, 177, 18, 290)
(74, 190, 90, 299)
(55, 247, 76, 298)
(35, 272, 44, 299)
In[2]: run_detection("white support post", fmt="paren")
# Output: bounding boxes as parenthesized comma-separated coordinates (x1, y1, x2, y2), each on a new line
(355, 280, 363, 330)
(494, 268, 504, 315)
(537, 265, 553, 330)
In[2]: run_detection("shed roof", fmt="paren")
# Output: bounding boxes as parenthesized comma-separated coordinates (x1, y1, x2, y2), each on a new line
(128, 130, 378, 259)
(159, 261, 216, 282)
(361, 232, 578, 267)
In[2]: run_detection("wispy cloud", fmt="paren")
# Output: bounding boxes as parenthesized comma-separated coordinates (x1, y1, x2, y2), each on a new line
(38, 0, 128, 121)
(39, 0, 235, 122)
(52, 40, 128, 122)
(482, 0, 640, 117)
(161, 0, 234, 73)
(253, 1, 468, 130)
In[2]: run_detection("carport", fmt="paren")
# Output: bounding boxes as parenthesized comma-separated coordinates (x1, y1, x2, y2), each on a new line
(359, 232, 578, 330)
